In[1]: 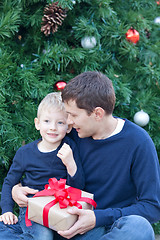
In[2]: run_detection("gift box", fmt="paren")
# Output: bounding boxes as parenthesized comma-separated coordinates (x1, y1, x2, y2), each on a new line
(26, 178, 96, 232)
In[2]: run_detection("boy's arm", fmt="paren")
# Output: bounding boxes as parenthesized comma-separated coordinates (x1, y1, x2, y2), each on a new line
(1, 149, 24, 214)
(57, 143, 77, 177)
(57, 140, 85, 189)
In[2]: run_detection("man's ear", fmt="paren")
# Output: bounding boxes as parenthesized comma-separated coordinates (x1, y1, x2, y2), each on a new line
(66, 124, 73, 133)
(34, 118, 40, 130)
(93, 107, 105, 121)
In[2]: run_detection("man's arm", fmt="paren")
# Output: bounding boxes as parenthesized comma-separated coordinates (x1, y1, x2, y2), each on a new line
(58, 208, 96, 239)
(12, 183, 38, 207)
(58, 137, 160, 238)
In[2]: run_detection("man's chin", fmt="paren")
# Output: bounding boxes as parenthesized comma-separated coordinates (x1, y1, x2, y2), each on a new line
(75, 128, 87, 138)
(77, 132, 87, 138)
(77, 131, 83, 138)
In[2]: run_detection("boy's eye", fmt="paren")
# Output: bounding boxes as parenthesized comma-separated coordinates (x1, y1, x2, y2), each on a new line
(58, 121, 64, 125)
(44, 120, 49, 123)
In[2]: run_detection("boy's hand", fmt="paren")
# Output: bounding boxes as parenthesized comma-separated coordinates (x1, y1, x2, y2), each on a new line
(57, 143, 77, 177)
(0, 212, 18, 225)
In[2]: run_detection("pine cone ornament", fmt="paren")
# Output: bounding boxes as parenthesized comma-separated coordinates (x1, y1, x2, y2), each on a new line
(41, 2, 67, 36)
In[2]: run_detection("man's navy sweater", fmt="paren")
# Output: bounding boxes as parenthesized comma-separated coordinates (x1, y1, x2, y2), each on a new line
(69, 119, 160, 227)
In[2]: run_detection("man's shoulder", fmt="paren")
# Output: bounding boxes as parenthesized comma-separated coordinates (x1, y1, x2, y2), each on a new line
(123, 119, 153, 145)
(62, 134, 78, 146)
(67, 129, 80, 142)
(124, 119, 150, 137)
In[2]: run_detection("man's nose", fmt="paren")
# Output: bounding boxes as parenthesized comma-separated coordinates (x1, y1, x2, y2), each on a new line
(67, 116, 73, 125)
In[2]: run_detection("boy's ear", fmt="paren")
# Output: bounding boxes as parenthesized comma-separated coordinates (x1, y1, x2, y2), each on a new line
(34, 118, 40, 130)
(66, 124, 73, 133)
(93, 107, 105, 120)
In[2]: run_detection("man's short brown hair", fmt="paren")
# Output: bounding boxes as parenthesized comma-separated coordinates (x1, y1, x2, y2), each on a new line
(62, 71, 116, 115)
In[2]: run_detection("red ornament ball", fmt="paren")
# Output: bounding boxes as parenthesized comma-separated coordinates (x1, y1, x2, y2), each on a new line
(125, 28, 140, 44)
(54, 81, 67, 91)
(157, 1, 160, 5)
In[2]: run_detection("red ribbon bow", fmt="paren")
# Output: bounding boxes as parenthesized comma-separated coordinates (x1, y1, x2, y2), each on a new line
(25, 178, 97, 228)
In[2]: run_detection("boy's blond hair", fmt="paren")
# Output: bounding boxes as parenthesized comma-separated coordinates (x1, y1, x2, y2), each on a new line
(37, 92, 65, 118)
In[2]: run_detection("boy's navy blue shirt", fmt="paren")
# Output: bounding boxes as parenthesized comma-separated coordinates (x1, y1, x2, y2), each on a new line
(69, 119, 160, 227)
(1, 136, 85, 214)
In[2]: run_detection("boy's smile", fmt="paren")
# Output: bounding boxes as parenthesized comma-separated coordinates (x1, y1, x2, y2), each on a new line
(47, 133, 59, 137)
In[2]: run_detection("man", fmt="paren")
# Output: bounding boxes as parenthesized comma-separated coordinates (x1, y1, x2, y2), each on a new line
(10, 72, 160, 239)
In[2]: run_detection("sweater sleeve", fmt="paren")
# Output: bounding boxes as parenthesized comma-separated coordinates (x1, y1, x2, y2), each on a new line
(95, 137, 160, 227)
(1, 148, 24, 213)
(65, 138, 85, 190)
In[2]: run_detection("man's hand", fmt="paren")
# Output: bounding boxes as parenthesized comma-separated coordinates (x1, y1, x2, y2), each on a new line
(12, 183, 39, 207)
(58, 208, 96, 239)
(57, 143, 77, 177)
(0, 212, 18, 225)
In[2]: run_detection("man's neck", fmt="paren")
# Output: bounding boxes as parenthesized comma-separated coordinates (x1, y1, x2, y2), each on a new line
(92, 116, 118, 140)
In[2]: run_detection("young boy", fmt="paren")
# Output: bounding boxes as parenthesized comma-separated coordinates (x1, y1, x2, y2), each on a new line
(0, 92, 84, 240)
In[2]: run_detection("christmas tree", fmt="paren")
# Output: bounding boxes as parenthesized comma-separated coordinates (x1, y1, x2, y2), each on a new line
(0, 0, 160, 232)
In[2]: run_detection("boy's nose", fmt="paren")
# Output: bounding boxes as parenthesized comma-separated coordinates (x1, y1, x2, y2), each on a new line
(50, 123, 56, 130)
